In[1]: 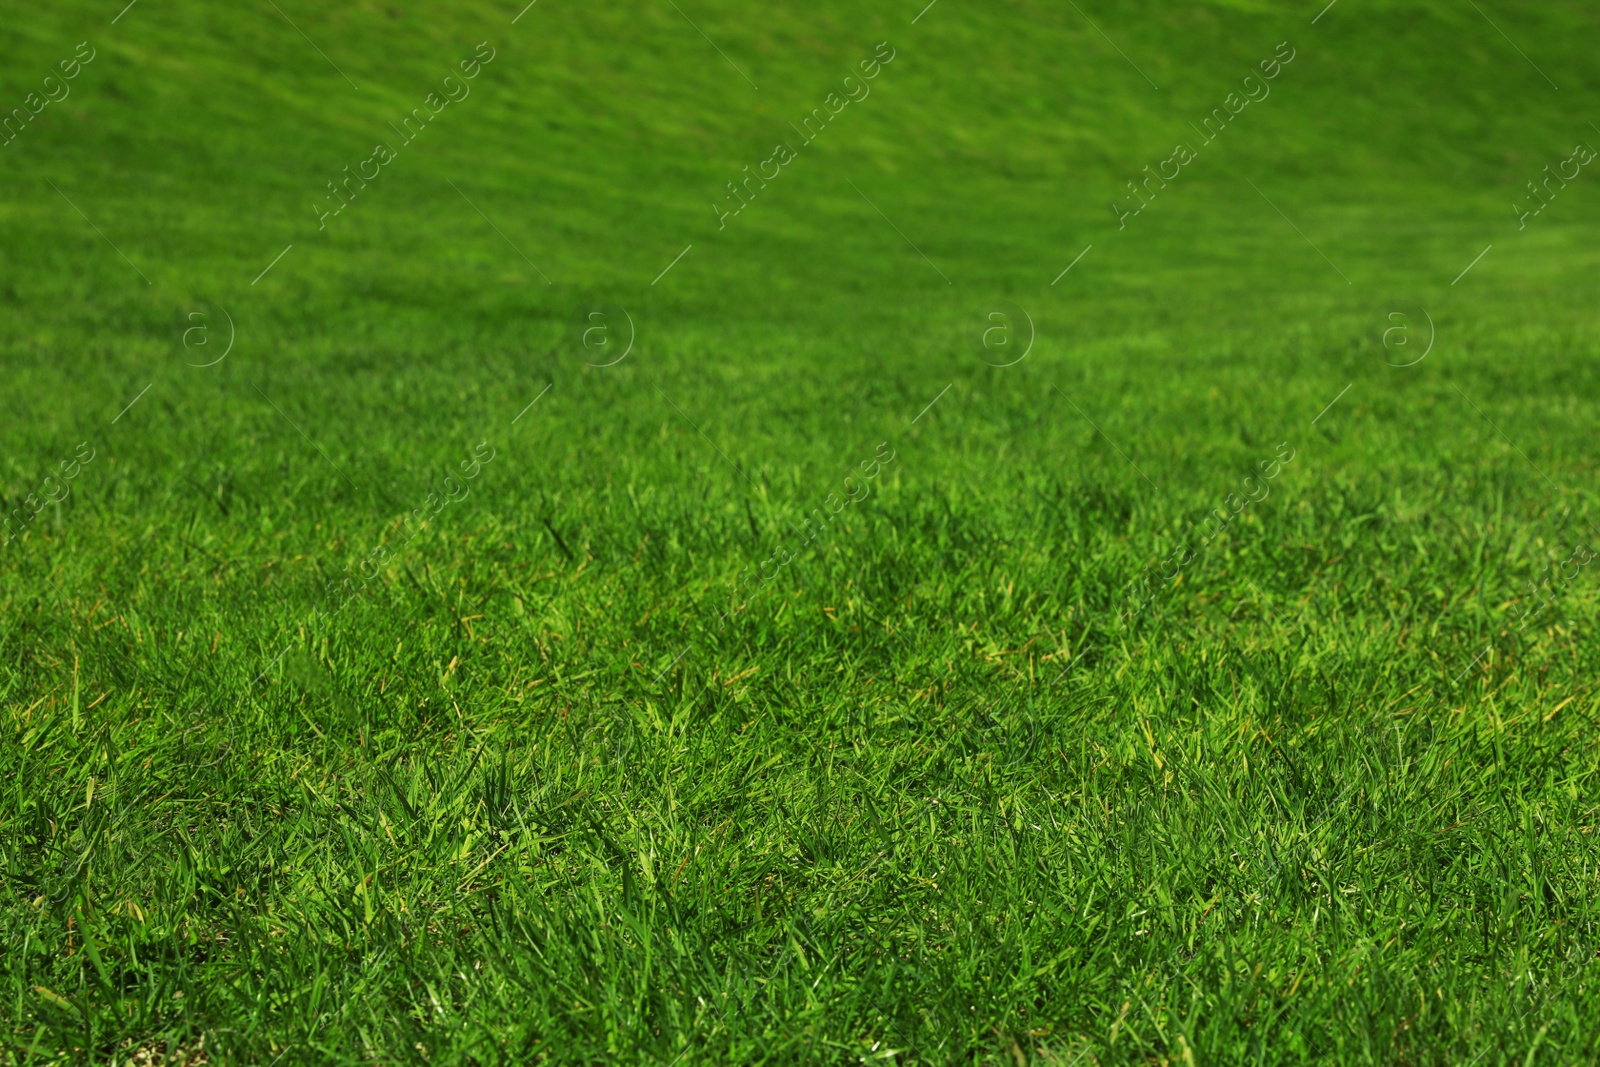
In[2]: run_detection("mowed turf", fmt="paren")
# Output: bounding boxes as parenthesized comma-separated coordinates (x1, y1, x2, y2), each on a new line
(3, 0, 1600, 1062)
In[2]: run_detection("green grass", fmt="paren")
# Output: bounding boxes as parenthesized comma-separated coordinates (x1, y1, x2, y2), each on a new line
(4, 0, 1600, 1062)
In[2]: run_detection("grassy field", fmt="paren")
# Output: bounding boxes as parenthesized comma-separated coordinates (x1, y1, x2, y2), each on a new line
(4, 0, 1600, 1062)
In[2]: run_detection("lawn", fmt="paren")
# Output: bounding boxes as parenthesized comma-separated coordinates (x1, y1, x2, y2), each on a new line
(3, 0, 1600, 1062)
